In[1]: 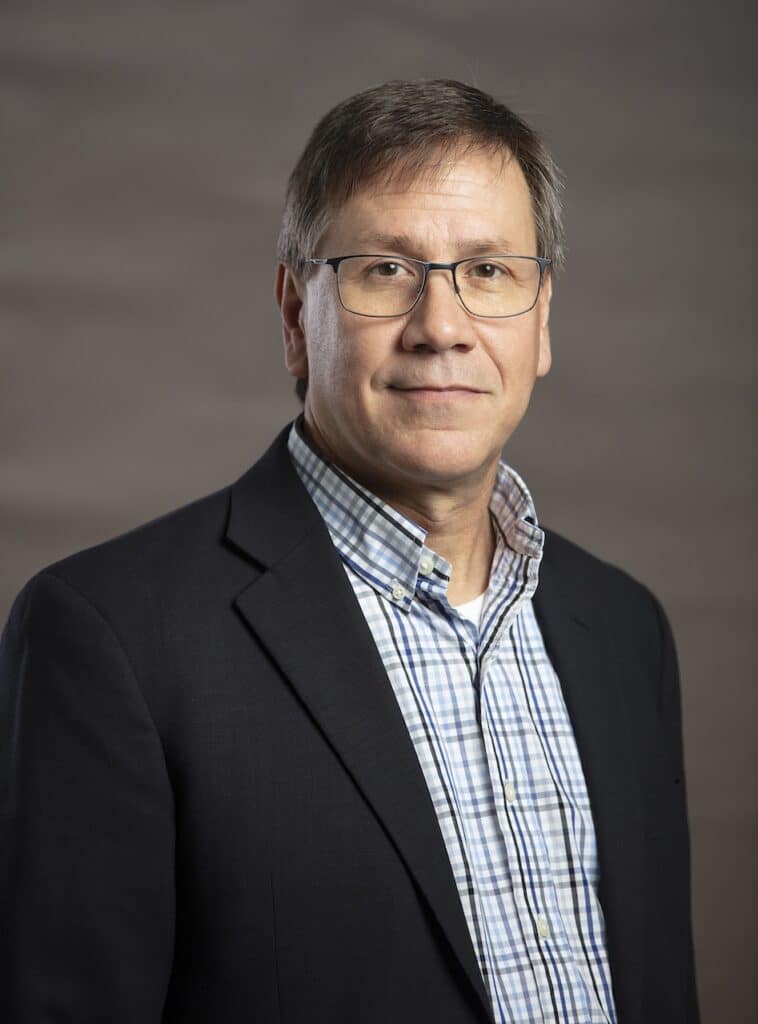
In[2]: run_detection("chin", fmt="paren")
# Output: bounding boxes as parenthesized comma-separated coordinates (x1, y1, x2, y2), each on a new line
(382, 429, 495, 484)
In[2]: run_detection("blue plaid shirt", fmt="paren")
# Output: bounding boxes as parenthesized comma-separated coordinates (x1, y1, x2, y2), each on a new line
(288, 418, 618, 1024)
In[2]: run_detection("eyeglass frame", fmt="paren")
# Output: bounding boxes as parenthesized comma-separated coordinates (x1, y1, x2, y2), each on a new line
(303, 253, 552, 319)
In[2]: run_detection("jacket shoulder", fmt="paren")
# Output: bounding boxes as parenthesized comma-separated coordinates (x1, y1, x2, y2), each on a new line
(540, 523, 668, 636)
(542, 523, 655, 593)
(9, 482, 239, 626)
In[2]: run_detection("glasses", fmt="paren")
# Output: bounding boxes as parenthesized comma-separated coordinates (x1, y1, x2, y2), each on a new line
(304, 253, 551, 318)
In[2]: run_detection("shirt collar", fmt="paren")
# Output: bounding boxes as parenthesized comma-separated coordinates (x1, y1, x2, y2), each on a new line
(287, 415, 543, 610)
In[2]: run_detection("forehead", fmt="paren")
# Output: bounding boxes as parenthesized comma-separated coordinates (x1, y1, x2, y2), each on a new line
(320, 147, 537, 256)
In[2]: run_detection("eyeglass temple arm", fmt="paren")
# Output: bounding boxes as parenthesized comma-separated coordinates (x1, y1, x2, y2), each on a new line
(304, 257, 340, 272)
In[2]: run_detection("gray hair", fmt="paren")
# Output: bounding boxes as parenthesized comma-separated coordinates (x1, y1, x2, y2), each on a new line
(277, 78, 565, 402)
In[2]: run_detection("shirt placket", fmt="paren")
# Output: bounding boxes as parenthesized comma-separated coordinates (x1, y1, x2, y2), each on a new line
(434, 610, 538, 1024)
(478, 597, 566, 1022)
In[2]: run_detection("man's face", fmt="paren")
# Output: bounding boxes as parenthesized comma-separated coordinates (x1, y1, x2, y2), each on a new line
(278, 146, 552, 498)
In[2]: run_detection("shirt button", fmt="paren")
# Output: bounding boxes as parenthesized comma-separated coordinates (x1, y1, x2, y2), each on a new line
(391, 581, 408, 601)
(536, 915, 550, 939)
(504, 782, 516, 803)
(418, 553, 435, 576)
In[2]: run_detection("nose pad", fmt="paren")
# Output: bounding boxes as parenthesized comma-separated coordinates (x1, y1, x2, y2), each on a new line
(415, 267, 462, 312)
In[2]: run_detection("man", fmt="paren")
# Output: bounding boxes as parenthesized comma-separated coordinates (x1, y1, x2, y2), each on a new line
(0, 79, 698, 1023)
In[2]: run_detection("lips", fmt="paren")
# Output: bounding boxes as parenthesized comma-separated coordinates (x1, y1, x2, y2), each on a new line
(388, 384, 486, 402)
(391, 385, 483, 393)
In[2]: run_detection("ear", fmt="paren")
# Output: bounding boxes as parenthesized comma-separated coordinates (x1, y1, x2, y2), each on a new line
(535, 271, 552, 378)
(275, 263, 308, 381)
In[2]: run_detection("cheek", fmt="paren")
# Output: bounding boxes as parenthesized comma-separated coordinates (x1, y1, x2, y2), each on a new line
(303, 302, 347, 387)
(306, 318, 378, 407)
(329, 320, 396, 398)
(485, 322, 542, 387)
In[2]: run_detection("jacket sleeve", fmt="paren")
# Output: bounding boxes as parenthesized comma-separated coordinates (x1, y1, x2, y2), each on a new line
(650, 590, 701, 1024)
(0, 571, 175, 1023)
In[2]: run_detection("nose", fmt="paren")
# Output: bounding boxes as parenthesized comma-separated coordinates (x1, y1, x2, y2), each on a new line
(400, 267, 477, 354)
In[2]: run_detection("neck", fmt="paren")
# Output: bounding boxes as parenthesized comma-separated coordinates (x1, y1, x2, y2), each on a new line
(300, 417, 499, 606)
(390, 489, 497, 605)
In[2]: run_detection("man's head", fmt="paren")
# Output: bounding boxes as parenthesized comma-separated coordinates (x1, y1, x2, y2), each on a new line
(275, 79, 564, 498)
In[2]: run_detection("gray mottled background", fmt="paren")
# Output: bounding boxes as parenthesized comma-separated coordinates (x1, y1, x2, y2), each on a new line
(1, 1, 755, 1019)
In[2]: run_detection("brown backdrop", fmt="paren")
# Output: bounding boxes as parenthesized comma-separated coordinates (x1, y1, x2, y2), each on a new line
(2, 2, 755, 1020)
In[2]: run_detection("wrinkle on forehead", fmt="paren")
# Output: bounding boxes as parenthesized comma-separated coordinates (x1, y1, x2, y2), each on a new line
(314, 144, 535, 260)
(363, 141, 514, 199)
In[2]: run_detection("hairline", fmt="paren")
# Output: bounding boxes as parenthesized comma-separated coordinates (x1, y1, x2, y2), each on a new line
(296, 138, 525, 275)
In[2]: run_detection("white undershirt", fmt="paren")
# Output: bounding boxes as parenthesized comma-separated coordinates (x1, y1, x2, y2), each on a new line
(452, 590, 487, 627)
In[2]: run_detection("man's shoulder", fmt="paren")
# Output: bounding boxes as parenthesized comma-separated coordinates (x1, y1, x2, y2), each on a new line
(60, 482, 230, 574)
(6, 422, 299, 633)
(6, 481, 241, 635)
(539, 523, 665, 628)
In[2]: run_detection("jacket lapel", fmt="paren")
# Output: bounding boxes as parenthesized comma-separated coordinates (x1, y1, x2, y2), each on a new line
(226, 425, 496, 1023)
(532, 543, 646, 1024)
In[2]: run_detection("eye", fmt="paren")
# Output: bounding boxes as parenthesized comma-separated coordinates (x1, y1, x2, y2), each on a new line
(470, 261, 504, 279)
(370, 261, 404, 277)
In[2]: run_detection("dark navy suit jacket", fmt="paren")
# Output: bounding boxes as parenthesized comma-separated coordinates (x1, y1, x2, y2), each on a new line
(0, 422, 699, 1022)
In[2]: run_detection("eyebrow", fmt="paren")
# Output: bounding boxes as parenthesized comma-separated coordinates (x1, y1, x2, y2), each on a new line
(348, 232, 517, 258)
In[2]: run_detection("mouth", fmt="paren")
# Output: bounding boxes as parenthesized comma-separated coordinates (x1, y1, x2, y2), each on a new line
(389, 385, 485, 399)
